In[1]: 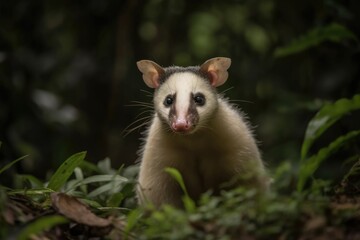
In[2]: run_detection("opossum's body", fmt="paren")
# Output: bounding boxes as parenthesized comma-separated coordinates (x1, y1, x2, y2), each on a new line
(136, 57, 269, 208)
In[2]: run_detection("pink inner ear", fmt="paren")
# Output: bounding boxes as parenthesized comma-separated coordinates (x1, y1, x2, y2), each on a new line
(208, 70, 219, 87)
(151, 72, 160, 88)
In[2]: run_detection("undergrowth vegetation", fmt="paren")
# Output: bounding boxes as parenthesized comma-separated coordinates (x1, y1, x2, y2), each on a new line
(1, 94, 359, 239)
(1, 0, 360, 238)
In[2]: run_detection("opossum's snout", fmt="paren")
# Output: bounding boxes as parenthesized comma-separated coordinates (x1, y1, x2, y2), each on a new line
(171, 117, 191, 133)
(170, 111, 199, 134)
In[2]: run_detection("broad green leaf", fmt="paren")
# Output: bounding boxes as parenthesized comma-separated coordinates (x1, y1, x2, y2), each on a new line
(164, 167, 196, 212)
(298, 130, 360, 192)
(0, 155, 28, 175)
(274, 23, 358, 58)
(18, 215, 68, 240)
(47, 151, 86, 191)
(301, 94, 360, 160)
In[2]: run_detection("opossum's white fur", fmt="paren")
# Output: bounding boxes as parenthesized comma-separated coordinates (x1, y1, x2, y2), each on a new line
(136, 57, 269, 208)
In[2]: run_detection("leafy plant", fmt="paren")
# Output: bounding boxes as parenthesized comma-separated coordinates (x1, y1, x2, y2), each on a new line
(274, 23, 358, 57)
(0, 155, 28, 175)
(1, 145, 360, 239)
(47, 151, 87, 191)
(0, 151, 135, 239)
(1, 97, 359, 239)
(298, 94, 360, 191)
(17, 215, 68, 240)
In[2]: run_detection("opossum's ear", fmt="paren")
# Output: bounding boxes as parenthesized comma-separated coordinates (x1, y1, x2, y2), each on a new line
(200, 57, 231, 87)
(136, 60, 165, 88)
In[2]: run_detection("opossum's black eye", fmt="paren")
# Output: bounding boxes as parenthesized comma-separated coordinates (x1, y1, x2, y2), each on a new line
(164, 95, 174, 107)
(194, 93, 205, 106)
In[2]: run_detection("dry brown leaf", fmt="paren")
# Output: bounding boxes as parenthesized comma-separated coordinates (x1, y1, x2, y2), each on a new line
(51, 192, 111, 227)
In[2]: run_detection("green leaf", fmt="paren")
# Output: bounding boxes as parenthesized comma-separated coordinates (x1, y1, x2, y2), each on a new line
(88, 181, 125, 198)
(79, 160, 102, 173)
(297, 130, 360, 192)
(107, 192, 124, 207)
(0, 155, 28, 175)
(342, 157, 360, 182)
(182, 195, 196, 213)
(74, 167, 87, 193)
(67, 174, 128, 192)
(79, 198, 103, 210)
(97, 157, 117, 174)
(18, 215, 68, 240)
(16, 174, 44, 188)
(8, 188, 54, 196)
(47, 151, 86, 191)
(164, 168, 189, 196)
(164, 167, 196, 212)
(274, 23, 358, 58)
(78, 175, 128, 198)
(79, 198, 103, 208)
(301, 94, 360, 160)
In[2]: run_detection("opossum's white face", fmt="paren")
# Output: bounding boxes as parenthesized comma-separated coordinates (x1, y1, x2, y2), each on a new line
(154, 72, 218, 134)
(136, 57, 231, 134)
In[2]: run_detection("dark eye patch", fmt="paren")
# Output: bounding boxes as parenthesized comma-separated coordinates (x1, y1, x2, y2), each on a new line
(164, 94, 175, 107)
(193, 93, 206, 106)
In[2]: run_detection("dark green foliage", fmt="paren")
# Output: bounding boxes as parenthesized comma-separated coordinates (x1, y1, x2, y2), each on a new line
(1, 0, 359, 175)
(300, 95, 360, 161)
(298, 95, 360, 191)
(0, 155, 28, 175)
(0, 0, 360, 239)
(18, 215, 68, 240)
(274, 23, 358, 57)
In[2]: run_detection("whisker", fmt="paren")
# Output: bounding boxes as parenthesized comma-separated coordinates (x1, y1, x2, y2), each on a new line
(220, 86, 235, 95)
(134, 110, 154, 118)
(122, 120, 152, 137)
(122, 88, 156, 137)
(131, 100, 153, 105)
(126, 101, 153, 108)
(229, 99, 254, 104)
(140, 89, 154, 97)
(125, 115, 153, 129)
(122, 115, 153, 137)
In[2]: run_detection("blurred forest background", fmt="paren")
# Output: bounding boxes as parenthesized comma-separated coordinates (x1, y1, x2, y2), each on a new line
(0, 0, 359, 184)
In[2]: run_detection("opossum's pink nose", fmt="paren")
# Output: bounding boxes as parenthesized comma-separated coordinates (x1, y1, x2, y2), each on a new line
(172, 118, 192, 133)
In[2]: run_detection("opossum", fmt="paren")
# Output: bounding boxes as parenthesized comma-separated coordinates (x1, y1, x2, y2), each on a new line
(136, 57, 269, 208)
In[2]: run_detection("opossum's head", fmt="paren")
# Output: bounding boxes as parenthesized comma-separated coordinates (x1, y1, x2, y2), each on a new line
(137, 57, 231, 134)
